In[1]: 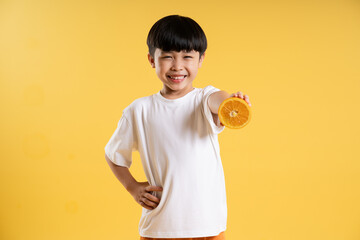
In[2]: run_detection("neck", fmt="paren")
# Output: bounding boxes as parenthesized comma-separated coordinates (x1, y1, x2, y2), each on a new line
(160, 85, 195, 99)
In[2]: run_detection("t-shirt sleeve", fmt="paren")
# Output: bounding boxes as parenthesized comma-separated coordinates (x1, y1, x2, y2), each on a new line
(202, 85, 226, 135)
(104, 112, 137, 168)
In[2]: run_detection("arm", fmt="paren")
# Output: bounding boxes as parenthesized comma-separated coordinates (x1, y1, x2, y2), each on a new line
(208, 91, 231, 115)
(105, 153, 163, 210)
(105, 153, 138, 193)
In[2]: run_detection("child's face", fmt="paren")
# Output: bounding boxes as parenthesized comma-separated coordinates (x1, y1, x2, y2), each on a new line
(148, 48, 205, 94)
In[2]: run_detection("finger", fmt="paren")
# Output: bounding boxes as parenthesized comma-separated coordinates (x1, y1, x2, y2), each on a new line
(234, 91, 241, 98)
(146, 185, 163, 192)
(145, 192, 160, 203)
(238, 91, 243, 98)
(244, 95, 252, 106)
(139, 201, 153, 210)
(142, 197, 158, 208)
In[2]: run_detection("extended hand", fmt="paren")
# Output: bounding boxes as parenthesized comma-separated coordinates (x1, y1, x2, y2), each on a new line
(230, 91, 252, 107)
(129, 181, 163, 210)
(218, 91, 252, 127)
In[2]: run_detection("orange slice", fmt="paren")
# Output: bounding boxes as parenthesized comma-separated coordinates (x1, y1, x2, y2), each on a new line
(218, 97, 251, 129)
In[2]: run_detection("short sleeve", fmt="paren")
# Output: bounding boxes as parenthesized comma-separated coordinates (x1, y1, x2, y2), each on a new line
(202, 85, 226, 135)
(104, 113, 137, 168)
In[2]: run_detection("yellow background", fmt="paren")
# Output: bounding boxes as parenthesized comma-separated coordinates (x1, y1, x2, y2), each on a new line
(1, 0, 360, 239)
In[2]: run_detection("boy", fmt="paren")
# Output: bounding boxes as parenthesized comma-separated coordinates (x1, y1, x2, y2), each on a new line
(105, 15, 252, 239)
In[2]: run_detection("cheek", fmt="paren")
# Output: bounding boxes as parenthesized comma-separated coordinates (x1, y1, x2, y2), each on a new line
(156, 66, 168, 78)
(158, 62, 169, 72)
(187, 64, 199, 74)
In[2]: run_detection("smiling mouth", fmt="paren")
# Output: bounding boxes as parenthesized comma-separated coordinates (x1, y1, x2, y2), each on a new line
(167, 75, 187, 80)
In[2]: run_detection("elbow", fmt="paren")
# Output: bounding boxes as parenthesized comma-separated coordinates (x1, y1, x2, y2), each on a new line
(105, 153, 111, 162)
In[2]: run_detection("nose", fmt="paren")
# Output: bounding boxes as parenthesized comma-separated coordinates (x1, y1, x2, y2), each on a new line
(170, 59, 183, 71)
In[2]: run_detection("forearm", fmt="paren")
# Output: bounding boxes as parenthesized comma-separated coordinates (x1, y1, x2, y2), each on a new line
(105, 153, 138, 194)
(208, 91, 231, 114)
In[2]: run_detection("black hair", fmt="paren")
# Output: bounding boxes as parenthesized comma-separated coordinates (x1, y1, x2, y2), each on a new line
(147, 15, 207, 59)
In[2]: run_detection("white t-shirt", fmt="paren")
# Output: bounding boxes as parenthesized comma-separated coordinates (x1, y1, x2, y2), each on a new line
(105, 85, 227, 238)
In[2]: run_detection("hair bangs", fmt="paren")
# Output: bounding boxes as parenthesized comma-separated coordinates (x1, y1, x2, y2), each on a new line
(157, 20, 204, 53)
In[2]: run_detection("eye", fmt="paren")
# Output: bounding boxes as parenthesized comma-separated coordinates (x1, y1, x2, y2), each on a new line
(184, 56, 193, 59)
(162, 56, 172, 59)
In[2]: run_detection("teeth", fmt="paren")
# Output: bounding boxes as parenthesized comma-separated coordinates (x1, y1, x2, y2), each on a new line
(169, 75, 185, 80)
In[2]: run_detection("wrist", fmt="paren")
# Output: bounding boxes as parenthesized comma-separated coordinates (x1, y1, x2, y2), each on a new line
(126, 181, 139, 195)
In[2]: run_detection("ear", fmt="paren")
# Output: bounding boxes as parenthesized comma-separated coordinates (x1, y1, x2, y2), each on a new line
(147, 53, 155, 68)
(198, 52, 205, 68)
